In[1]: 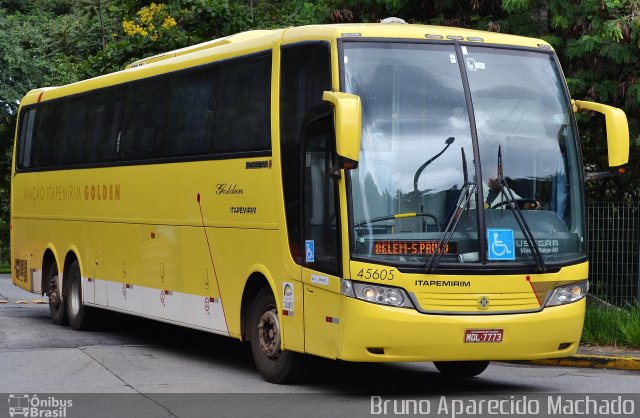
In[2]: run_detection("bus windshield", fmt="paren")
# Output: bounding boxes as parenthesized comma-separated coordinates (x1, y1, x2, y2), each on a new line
(343, 42, 584, 267)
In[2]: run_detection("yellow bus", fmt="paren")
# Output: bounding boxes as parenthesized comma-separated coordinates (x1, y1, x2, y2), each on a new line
(11, 23, 629, 383)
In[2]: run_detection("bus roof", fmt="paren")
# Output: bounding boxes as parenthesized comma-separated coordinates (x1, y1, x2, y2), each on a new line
(21, 23, 551, 106)
(280, 23, 550, 49)
(124, 29, 280, 69)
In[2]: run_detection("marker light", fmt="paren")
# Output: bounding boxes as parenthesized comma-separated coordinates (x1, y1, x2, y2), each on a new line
(341, 279, 414, 308)
(545, 281, 588, 307)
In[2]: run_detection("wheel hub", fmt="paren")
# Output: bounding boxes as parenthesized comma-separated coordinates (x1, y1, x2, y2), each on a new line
(49, 274, 60, 307)
(257, 308, 281, 359)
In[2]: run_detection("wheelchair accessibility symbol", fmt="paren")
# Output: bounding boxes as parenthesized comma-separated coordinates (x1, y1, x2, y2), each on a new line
(305, 240, 315, 263)
(487, 229, 515, 261)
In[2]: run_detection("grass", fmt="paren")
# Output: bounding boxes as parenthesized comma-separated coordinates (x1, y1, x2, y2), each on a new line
(0, 264, 9, 274)
(582, 303, 640, 349)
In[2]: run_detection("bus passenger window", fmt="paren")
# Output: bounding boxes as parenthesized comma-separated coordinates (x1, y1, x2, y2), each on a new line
(87, 88, 125, 163)
(164, 67, 217, 157)
(17, 108, 36, 168)
(58, 96, 90, 166)
(32, 102, 63, 168)
(122, 78, 168, 161)
(214, 54, 271, 153)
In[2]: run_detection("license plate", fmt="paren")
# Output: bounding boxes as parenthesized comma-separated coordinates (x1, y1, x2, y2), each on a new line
(464, 329, 503, 343)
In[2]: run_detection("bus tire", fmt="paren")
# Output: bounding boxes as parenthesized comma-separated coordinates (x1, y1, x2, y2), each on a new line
(65, 260, 95, 330)
(433, 360, 490, 378)
(249, 286, 301, 384)
(46, 261, 67, 326)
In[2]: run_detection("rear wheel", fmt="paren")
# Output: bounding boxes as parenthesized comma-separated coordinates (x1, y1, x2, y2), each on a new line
(433, 361, 490, 378)
(47, 261, 67, 325)
(249, 287, 301, 384)
(65, 260, 95, 330)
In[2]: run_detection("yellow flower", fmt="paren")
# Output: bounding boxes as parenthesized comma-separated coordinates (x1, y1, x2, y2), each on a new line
(162, 16, 177, 29)
(123, 19, 148, 37)
(138, 3, 165, 25)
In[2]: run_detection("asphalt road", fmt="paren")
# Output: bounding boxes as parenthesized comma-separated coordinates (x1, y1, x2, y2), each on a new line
(1, 274, 639, 417)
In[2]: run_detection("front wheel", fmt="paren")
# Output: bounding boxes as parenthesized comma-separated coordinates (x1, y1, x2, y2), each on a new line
(249, 287, 302, 384)
(433, 361, 490, 378)
(65, 260, 95, 330)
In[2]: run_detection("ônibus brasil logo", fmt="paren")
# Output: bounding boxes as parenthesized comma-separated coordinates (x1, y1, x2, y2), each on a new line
(8, 394, 72, 417)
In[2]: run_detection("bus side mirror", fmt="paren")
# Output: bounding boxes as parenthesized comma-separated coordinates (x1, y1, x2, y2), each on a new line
(573, 100, 629, 168)
(322, 91, 361, 170)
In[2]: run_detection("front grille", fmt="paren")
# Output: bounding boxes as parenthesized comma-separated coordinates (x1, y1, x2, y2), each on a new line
(413, 291, 541, 313)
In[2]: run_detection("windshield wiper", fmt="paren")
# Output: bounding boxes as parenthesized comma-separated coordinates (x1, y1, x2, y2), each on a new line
(495, 146, 547, 273)
(354, 212, 439, 229)
(426, 147, 476, 272)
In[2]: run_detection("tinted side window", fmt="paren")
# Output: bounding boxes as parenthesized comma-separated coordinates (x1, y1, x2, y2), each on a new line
(32, 101, 64, 168)
(17, 108, 37, 168)
(87, 88, 125, 163)
(122, 78, 168, 160)
(214, 54, 271, 153)
(303, 116, 340, 276)
(164, 67, 218, 157)
(57, 96, 90, 165)
(279, 43, 332, 263)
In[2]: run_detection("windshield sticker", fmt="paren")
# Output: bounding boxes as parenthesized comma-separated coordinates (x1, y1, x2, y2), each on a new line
(449, 53, 456, 64)
(517, 239, 559, 255)
(465, 58, 486, 71)
(487, 229, 516, 261)
(461, 46, 468, 55)
(466, 58, 477, 71)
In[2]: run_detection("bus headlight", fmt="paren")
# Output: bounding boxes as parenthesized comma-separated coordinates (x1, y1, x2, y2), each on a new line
(341, 279, 414, 308)
(545, 281, 588, 307)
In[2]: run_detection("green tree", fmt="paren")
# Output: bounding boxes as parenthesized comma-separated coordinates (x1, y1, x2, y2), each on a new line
(0, 0, 111, 262)
(83, 0, 330, 77)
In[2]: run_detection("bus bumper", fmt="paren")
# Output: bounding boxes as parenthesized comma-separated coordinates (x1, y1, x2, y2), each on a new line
(338, 297, 585, 362)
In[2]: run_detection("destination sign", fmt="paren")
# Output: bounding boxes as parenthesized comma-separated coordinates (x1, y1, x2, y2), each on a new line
(372, 241, 458, 255)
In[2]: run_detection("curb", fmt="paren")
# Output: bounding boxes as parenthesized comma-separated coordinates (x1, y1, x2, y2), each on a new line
(519, 355, 640, 371)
